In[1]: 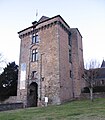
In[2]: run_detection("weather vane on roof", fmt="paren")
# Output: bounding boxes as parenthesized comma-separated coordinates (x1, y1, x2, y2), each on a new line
(36, 9, 38, 21)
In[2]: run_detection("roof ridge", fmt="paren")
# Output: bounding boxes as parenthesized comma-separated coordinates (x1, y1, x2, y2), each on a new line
(38, 16, 49, 23)
(101, 59, 105, 68)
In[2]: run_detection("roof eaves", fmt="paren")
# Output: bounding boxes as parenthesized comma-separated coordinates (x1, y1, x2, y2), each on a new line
(18, 15, 70, 34)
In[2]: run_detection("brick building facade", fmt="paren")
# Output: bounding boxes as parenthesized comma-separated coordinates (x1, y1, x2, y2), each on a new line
(17, 15, 85, 107)
(93, 60, 105, 86)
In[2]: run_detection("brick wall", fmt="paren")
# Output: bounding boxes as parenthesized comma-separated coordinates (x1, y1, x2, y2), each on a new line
(71, 28, 84, 98)
(59, 25, 73, 102)
(39, 23, 60, 104)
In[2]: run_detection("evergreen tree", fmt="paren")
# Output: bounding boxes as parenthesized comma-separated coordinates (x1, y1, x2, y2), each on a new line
(0, 62, 18, 101)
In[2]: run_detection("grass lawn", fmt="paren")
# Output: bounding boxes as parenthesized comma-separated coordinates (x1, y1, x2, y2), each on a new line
(0, 98, 105, 120)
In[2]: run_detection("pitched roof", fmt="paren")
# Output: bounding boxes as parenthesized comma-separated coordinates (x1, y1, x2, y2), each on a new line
(38, 16, 49, 23)
(97, 68, 105, 79)
(101, 60, 105, 68)
(18, 15, 70, 34)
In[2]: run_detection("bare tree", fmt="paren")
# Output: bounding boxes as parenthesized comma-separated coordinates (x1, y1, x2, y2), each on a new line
(0, 53, 6, 72)
(0, 53, 3, 63)
(83, 60, 100, 101)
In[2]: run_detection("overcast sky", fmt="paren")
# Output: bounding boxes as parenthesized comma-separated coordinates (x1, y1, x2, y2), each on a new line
(0, 0, 105, 67)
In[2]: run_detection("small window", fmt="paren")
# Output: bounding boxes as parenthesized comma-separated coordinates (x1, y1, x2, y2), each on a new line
(68, 33, 71, 46)
(70, 70, 72, 78)
(69, 49, 72, 63)
(32, 49, 38, 62)
(31, 71, 37, 79)
(32, 35, 39, 44)
(102, 80, 104, 85)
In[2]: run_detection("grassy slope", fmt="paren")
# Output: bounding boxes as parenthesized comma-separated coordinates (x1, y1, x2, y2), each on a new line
(0, 98, 105, 120)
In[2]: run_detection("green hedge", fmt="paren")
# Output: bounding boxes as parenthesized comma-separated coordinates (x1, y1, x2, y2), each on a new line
(82, 86, 105, 93)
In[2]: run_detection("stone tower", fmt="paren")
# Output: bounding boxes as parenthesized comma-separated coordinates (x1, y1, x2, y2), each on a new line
(17, 15, 84, 107)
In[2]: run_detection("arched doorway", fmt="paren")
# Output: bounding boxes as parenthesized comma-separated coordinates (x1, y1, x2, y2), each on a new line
(28, 82, 38, 107)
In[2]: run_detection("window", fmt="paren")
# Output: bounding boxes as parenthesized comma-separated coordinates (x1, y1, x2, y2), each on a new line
(32, 49, 38, 62)
(69, 49, 72, 63)
(70, 70, 72, 78)
(68, 33, 71, 46)
(101, 80, 104, 85)
(32, 35, 39, 44)
(31, 71, 37, 79)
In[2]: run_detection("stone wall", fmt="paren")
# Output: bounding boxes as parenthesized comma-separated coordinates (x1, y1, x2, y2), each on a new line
(71, 28, 84, 98)
(80, 92, 105, 99)
(0, 102, 23, 111)
(39, 23, 60, 104)
(59, 24, 73, 102)
(0, 96, 17, 104)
